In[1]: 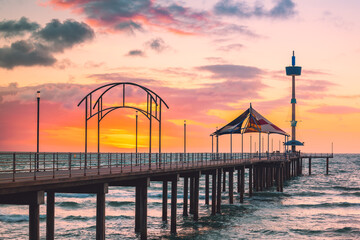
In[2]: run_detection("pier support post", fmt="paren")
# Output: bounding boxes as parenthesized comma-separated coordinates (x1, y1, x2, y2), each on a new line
(189, 177, 194, 214)
(135, 185, 140, 232)
(253, 166, 257, 192)
(162, 181, 168, 222)
(262, 167, 265, 190)
(171, 178, 177, 234)
(140, 181, 148, 239)
(229, 169, 233, 204)
(205, 174, 209, 205)
(46, 191, 55, 240)
(96, 186, 106, 240)
(183, 177, 188, 216)
(309, 158, 312, 175)
(326, 158, 329, 175)
(29, 203, 40, 240)
(223, 171, 226, 192)
(276, 165, 280, 192)
(240, 166, 245, 203)
(249, 166, 253, 197)
(211, 170, 217, 215)
(280, 164, 284, 192)
(237, 169, 241, 194)
(135, 179, 148, 239)
(217, 168, 222, 213)
(194, 173, 199, 221)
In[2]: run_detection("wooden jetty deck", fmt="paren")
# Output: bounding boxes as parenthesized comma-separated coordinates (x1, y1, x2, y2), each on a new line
(0, 151, 333, 240)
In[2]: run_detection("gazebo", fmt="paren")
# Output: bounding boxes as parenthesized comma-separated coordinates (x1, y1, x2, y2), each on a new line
(211, 104, 290, 158)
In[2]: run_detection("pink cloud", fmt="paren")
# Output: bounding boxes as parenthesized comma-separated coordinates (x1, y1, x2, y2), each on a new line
(308, 105, 360, 114)
(46, 0, 257, 36)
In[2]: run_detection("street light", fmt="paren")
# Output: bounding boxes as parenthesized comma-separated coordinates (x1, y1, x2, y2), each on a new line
(184, 120, 186, 154)
(36, 91, 40, 171)
(136, 111, 138, 165)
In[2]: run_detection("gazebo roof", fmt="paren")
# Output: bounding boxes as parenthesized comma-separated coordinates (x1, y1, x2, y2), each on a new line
(211, 104, 289, 136)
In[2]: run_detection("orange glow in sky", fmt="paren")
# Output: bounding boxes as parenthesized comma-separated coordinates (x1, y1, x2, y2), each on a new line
(0, 0, 359, 153)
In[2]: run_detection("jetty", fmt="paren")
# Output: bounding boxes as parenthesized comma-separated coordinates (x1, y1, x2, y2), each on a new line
(0, 151, 333, 240)
(0, 53, 334, 239)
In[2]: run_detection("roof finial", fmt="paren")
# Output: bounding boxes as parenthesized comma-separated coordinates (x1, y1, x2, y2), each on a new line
(292, 51, 295, 66)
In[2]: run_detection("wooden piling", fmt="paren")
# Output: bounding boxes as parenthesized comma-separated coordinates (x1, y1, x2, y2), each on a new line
(326, 158, 329, 175)
(29, 203, 40, 240)
(171, 179, 177, 234)
(139, 182, 148, 240)
(237, 169, 241, 194)
(240, 166, 244, 203)
(309, 158, 312, 175)
(217, 169, 222, 213)
(162, 181, 168, 222)
(280, 164, 284, 192)
(183, 177, 188, 216)
(211, 170, 217, 215)
(194, 174, 199, 221)
(96, 190, 106, 240)
(223, 171, 226, 192)
(205, 174, 209, 205)
(276, 165, 280, 192)
(46, 191, 55, 240)
(249, 166, 253, 197)
(229, 169, 233, 204)
(135, 185, 140, 232)
(189, 177, 194, 214)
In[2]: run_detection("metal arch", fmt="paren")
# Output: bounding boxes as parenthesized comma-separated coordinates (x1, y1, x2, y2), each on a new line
(96, 106, 151, 121)
(78, 82, 169, 173)
(77, 82, 169, 109)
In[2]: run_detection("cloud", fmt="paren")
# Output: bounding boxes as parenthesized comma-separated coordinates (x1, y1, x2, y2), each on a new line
(146, 38, 167, 53)
(0, 82, 95, 109)
(217, 43, 244, 51)
(297, 79, 337, 93)
(308, 105, 360, 115)
(0, 18, 94, 69)
(47, 0, 255, 37)
(0, 17, 40, 37)
(197, 64, 263, 80)
(0, 40, 56, 69)
(115, 20, 143, 34)
(214, 0, 296, 19)
(126, 49, 145, 57)
(35, 19, 94, 52)
(205, 57, 228, 64)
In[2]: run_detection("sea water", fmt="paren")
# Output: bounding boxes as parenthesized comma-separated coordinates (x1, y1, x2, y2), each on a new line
(0, 154, 359, 239)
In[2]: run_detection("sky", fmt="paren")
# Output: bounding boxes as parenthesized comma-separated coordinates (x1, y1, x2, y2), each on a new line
(0, 0, 359, 153)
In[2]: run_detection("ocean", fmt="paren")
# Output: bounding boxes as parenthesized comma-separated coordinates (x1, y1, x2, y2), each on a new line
(0, 154, 359, 239)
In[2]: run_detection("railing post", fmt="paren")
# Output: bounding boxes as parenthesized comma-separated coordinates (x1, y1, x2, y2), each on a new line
(30, 153, 32, 172)
(131, 153, 133, 172)
(53, 153, 55, 179)
(170, 153, 172, 169)
(34, 153, 37, 180)
(69, 153, 72, 178)
(12, 153, 15, 182)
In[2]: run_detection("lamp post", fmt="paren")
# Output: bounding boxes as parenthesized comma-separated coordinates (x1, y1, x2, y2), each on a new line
(136, 111, 138, 164)
(184, 120, 186, 156)
(36, 91, 40, 171)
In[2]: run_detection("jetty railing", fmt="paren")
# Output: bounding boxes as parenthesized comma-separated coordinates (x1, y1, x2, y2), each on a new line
(300, 153, 334, 158)
(0, 152, 295, 183)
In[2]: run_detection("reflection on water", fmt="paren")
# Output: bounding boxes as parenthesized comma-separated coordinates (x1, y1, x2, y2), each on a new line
(0, 154, 359, 239)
